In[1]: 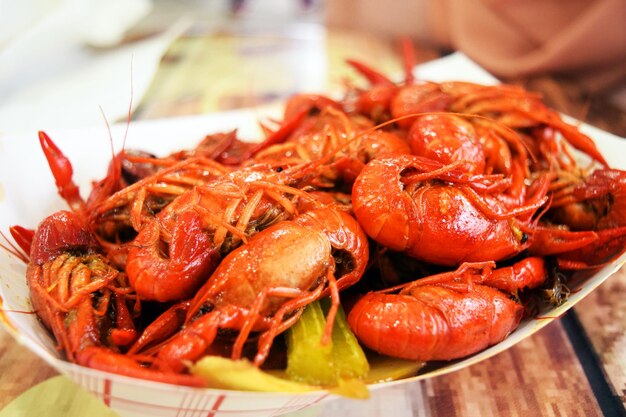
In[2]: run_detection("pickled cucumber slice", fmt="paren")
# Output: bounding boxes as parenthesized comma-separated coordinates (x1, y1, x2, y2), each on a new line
(191, 356, 318, 392)
(364, 354, 425, 384)
(285, 298, 369, 387)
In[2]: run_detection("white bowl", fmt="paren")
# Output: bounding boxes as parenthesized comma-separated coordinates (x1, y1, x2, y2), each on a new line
(1, 55, 625, 417)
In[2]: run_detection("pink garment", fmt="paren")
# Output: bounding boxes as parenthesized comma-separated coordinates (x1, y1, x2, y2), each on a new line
(326, 0, 626, 91)
(433, 0, 626, 91)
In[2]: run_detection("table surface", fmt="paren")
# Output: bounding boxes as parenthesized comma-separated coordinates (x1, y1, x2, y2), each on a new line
(1, 24, 625, 417)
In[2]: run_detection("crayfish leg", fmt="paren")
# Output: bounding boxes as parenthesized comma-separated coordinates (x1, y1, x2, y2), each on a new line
(156, 311, 221, 373)
(128, 301, 191, 355)
(76, 346, 206, 387)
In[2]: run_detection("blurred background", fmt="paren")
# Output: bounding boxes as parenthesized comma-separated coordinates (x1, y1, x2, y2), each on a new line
(0, 0, 386, 131)
(0, 0, 624, 132)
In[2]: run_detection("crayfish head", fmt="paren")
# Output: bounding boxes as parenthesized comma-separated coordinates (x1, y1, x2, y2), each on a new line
(30, 210, 99, 266)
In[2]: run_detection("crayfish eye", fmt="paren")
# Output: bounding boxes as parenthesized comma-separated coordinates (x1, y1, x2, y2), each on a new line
(121, 150, 159, 184)
(399, 167, 425, 192)
(191, 303, 214, 321)
(308, 106, 321, 116)
(332, 249, 355, 278)
(520, 233, 529, 244)
(199, 304, 213, 315)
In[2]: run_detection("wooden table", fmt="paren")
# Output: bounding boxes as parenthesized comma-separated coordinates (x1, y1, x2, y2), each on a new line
(1, 28, 625, 417)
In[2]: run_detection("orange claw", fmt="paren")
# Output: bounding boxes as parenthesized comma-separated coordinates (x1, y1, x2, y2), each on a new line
(556, 226, 626, 269)
(128, 301, 191, 355)
(537, 112, 609, 167)
(9, 225, 34, 260)
(346, 59, 395, 86)
(109, 292, 138, 347)
(218, 106, 310, 165)
(38, 131, 86, 214)
(248, 106, 309, 156)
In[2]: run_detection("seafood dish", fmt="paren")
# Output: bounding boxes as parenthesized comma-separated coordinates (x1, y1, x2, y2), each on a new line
(3, 51, 626, 393)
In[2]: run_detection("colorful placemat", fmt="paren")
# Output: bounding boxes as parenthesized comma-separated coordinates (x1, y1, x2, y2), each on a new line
(0, 376, 118, 417)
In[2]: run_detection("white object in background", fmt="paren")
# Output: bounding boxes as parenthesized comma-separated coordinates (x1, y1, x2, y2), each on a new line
(0, 0, 61, 50)
(414, 52, 498, 85)
(76, 0, 153, 48)
(0, 0, 189, 133)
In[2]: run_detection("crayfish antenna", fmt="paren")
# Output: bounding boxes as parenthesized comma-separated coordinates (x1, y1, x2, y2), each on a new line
(400, 36, 416, 85)
(87, 62, 134, 210)
(84, 107, 126, 210)
(0, 227, 31, 263)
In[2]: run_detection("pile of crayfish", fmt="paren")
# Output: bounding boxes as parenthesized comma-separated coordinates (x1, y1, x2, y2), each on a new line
(5, 52, 626, 388)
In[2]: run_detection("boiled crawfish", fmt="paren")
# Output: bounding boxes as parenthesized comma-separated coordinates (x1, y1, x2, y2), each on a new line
(352, 154, 549, 266)
(18, 210, 204, 386)
(348, 258, 548, 361)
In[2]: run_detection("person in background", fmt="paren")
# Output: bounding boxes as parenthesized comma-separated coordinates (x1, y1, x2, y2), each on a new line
(326, 0, 626, 95)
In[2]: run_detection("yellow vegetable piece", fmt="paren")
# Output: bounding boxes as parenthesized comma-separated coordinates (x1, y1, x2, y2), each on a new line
(285, 298, 370, 386)
(191, 356, 318, 393)
(328, 378, 370, 399)
(364, 354, 425, 384)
